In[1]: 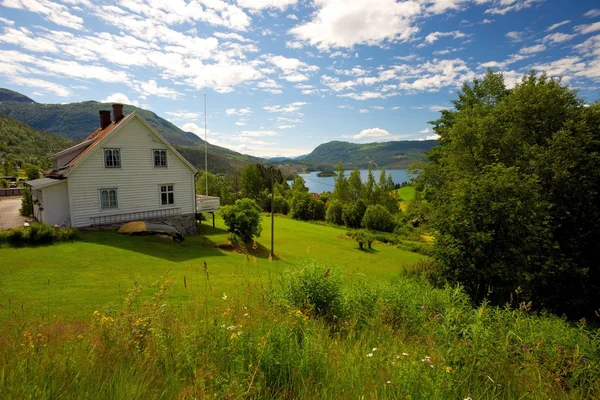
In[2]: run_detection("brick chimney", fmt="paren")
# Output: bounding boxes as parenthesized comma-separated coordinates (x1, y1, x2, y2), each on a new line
(112, 103, 124, 123)
(99, 110, 111, 130)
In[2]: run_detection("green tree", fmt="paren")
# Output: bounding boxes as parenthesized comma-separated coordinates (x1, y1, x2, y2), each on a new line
(23, 163, 40, 180)
(417, 70, 600, 317)
(342, 199, 367, 229)
(290, 192, 325, 221)
(325, 199, 344, 225)
(20, 187, 33, 217)
(362, 204, 395, 233)
(241, 164, 264, 200)
(363, 165, 375, 201)
(332, 162, 350, 202)
(348, 168, 362, 201)
(220, 198, 262, 242)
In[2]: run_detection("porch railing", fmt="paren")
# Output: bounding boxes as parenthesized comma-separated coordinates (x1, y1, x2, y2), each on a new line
(90, 207, 182, 225)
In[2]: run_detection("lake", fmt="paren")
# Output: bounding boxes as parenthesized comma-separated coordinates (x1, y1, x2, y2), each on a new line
(292, 169, 415, 194)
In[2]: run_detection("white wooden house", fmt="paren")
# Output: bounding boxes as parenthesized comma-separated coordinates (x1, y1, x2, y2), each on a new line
(25, 104, 200, 234)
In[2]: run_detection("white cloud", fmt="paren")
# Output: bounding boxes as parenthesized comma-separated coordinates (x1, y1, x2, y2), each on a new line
(102, 93, 139, 106)
(165, 110, 202, 120)
(226, 108, 253, 116)
(359, 108, 369, 113)
(289, 0, 421, 50)
(0, 17, 15, 26)
(264, 101, 307, 113)
(426, 134, 440, 140)
(485, 0, 543, 15)
(138, 79, 180, 99)
(352, 127, 390, 139)
(429, 105, 451, 112)
(519, 44, 546, 54)
(423, 30, 467, 45)
(1, 0, 85, 30)
(8, 76, 71, 96)
(240, 130, 278, 137)
(542, 32, 577, 44)
(419, 128, 430, 134)
(287, 13, 298, 20)
(181, 122, 203, 136)
(237, 0, 297, 11)
(574, 22, 600, 36)
(546, 20, 570, 32)
(235, 121, 246, 126)
(277, 124, 295, 129)
(505, 31, 524, 42)
(285, 40, 304, 49)
(481, 18, 493, 24)
(214, 32, 253, 43)
(584, 9, 600, 18)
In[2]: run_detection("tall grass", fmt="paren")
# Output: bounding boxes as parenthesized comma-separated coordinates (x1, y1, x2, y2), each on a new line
(0, 260, 597, 399)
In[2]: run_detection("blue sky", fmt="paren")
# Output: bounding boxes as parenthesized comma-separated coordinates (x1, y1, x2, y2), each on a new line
(0, 0, 599, 157)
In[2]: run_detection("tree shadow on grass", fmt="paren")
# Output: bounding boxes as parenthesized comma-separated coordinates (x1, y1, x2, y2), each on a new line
(358, 247, 380, 254)
(217, 239, 280, 260)
(80, 230, 227, 262)
(197, 224, 228, 236)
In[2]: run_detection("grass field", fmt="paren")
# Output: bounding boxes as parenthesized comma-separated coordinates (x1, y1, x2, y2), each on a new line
(396, 185, 415, 201)
(0, 214, 426, 322)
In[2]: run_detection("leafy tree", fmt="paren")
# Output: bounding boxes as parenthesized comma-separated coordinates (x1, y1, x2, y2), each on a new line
(291, 192, 325, 221)
(325, 199, 344, 225)
(362, 204, 395, 233)
(342, 199, 367, 229)
(417, 70, 600, 317)
(291, 176, 309, 194)
(220, 198, 262, 242)
(20, 187, 33, 217)
(23, 163, 40, 180)
(0, 179, 8, 188)
(241, 164, 264, 200)
(364, 165, 375, 201)
(348, 168, 362, 201)
(332, 162, 350, 202)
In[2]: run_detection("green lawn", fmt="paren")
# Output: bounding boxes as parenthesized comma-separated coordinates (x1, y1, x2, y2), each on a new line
(396, 185, 416, 201)
(0, 215, 426, 322)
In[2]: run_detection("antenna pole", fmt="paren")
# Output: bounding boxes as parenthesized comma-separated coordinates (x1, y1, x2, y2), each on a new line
(204, 93, 208, 196)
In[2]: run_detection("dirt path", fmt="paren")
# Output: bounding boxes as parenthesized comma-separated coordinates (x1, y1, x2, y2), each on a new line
(0, 196, 27, 229)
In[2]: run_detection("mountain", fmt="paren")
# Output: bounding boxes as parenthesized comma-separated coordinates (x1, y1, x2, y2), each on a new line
(301, 140, 437, 169)
(0, 113, 74, 161)
(0, 89, 265, 173)
(0, 88, 36, 103)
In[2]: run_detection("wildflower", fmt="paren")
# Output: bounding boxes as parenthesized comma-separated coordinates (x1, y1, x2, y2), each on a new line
(386, 380, 391, 384)
(558, 345, 563, 353)
(227, 325, 237, 331)
(372, 347, 378, 352)
(420, 305, 425, 310)
(366, 353, 373, 357)
(582, 357, 588, 362)
(522, 345, 529, 352)
(230, 332, 238, 340)
(222, 293, 228, 300)
(402, 352, 409, 356)
(464, 397, 472, 400)
(244, 313, 249, 317)
(93, 311, 101, 318)
(77, 334, 84, 340)
(445, 366, 452, 373)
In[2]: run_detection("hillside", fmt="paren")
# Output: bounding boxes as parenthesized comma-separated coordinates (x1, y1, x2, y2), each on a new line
(0, 89, 265, 173)
(0, 113, 74, 162)
(301, 140, 436, 169)
(0, 88, 35, 103)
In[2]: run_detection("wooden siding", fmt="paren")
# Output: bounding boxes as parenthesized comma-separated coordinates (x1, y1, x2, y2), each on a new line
(68, 117, 195, 227)
(41, 181, 70, 226)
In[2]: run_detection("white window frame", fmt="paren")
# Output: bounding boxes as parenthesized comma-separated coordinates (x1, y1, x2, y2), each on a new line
(159, 184, 175, 206)
(153, 149, 168, 168)
(104, 148, 121, 168)
(99, 188, 118, 209)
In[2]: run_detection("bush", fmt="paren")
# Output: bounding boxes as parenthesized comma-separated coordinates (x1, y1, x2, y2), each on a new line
(220, 198, 262, 242)
(285, 261, 345, 324)
(0, 179, 8, 188)
(342, 199, 366, 228)
(20, 187, 33, 216)
(352, 229, 374, 250)
(0, 224, 80, 247)
(361, 204, 395, 232)
(325, 199, 344, 225)
(273, 195, 290, 215)
(290, 192, 325, 221)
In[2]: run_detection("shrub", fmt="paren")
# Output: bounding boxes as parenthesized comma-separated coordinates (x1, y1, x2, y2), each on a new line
(290, 192, 325, 221)
(361, 204, 395, 232)
(342, 199, 366, 228)
(20, 187, 33, 216)
(0, 179, 8, 188)
(5, 228, 26, 247)
(220, 198, 262, 242)
(28, 223, 55, 245)
(285, 261, 345, 324)
(273, 195, 290, 215)
(325, 199, 344, 225)
(0, 224, 80, 247)
(352, 229, 374, 250)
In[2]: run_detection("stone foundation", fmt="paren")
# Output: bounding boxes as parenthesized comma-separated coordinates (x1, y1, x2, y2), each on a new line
(81, 213, 198, 236)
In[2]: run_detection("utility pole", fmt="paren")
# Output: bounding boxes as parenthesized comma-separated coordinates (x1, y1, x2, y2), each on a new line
(204, 93, 208, 196)
(271, 166, 275, 258)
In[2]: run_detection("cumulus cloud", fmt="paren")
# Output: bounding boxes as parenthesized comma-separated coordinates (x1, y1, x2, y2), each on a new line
(165, 110, 202, 120)
(423, 30, 467, 45)
(352, 127, 391, 139)
(584, 9, 600, 18)
(181, 122, 204, 136)
(546, 20, 571, 32)
(264, 102, 307, 113)
(289, 0, 421, 50)
(226, 108, 253, 116)
(102, 93, 139, 106)
(542, 32, 577, 44)
(1, 0, 85, 30)
(240, 130, 278, 137)
(237, 0, 297, 11)
(519, 44, 546, 54)
(574, 21, 600, 36)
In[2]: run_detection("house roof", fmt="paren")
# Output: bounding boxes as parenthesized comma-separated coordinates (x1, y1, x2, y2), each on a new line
(47, 111, 197, 178)
(24, 177, 63, 190)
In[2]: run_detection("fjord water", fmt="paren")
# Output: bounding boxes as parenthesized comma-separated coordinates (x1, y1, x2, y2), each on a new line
(296, 169, 414, 193)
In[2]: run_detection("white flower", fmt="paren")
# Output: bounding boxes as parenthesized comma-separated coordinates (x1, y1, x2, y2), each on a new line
(244, 313, 249, 317)
(227, 325, 237, 331)
(366, 353, 373, 357)
(386, 380, 391, 384)
(222, 293, 228, 300)
(402, 352, 409, 356)
(372, 347, 378, 352)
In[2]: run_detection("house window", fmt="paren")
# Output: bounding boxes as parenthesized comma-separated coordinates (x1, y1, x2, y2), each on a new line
(104, 148, 121, 168)
(153, 149, 167, 167)
(160, 184, 174, 205)
(100, 188, 118, 209)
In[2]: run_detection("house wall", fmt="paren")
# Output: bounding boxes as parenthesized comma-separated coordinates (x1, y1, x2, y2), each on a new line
(67, 117, 196, 232)
(40, 181, 70, 226)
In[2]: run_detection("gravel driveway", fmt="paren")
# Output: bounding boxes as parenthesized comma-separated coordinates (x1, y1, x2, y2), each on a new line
(0, 196, 28, 229)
